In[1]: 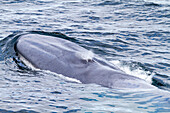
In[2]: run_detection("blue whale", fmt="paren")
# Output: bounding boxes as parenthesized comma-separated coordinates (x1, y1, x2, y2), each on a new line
(15, 33, 155, 89)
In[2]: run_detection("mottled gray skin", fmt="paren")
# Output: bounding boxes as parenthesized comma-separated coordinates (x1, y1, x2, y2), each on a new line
(16, 34, 155, 89)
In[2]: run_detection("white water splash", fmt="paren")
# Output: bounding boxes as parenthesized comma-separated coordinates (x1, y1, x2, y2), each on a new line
(43, 70, 82, 83)
(110, 60, 154, 83)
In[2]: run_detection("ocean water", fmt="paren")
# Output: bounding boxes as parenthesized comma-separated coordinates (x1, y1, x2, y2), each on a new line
(0, 0, 170, 112)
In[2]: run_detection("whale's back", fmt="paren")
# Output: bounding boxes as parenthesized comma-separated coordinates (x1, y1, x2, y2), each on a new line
(15, 34, 155, 89)
(16, 34, 96, 76)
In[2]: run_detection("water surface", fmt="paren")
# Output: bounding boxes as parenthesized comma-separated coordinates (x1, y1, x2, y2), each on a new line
(0, 0, 170, 112)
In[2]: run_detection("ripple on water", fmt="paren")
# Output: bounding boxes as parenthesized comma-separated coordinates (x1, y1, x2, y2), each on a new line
(0, 0, 170, 112)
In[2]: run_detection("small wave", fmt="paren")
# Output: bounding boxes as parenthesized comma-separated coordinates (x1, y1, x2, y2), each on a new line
(98, 1, 122, 6)
(144, 0, 170, 5)
(0, 0, 54, 5)
(15, 12, 43, 16)
(0, 0, 25, 4)
(144, 2, 161, 6)
(152, 74, 170, 91)
(89, 16, 100, 20)
(158, 63, 170, 67)
(0, 109, 39, 113)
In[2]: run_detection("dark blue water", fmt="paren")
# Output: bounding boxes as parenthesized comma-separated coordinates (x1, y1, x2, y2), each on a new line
(0, 0, 170, 112)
